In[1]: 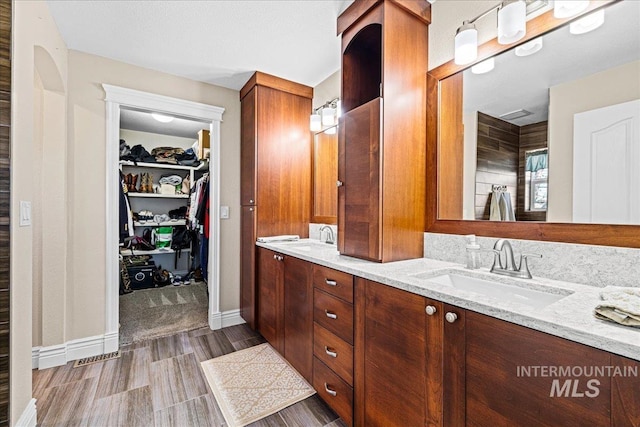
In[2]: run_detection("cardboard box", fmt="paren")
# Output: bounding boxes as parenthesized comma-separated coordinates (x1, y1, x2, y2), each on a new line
(198, 129, 210, 160)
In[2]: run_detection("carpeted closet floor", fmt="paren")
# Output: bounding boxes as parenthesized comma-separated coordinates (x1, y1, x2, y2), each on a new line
(119, 282, 209, 346)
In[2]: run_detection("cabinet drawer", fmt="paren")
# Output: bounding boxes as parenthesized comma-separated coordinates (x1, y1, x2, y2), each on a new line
(313, 322, 353, 385)
(314, 289, 353, 344)
(313, 357, 353, 426)
(313, 265, 353, 303)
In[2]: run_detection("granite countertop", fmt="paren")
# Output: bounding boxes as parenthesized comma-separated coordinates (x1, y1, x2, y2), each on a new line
(256, 238, 640, 362)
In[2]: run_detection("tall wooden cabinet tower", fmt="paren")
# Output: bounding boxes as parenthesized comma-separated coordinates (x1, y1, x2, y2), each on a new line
(337, 0, 430, 262)
(240, 72, 313, 329)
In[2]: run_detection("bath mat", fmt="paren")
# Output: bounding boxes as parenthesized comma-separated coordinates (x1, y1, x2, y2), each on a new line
(73, 351, 120, 368)
(200, 343, 315, 427)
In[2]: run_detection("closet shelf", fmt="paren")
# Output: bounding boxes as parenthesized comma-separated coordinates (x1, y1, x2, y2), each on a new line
(134, 220, 187, 227)
(120, 248, 192, 256)
(128, 193, 189, 199)
(119, 160, 208, 171)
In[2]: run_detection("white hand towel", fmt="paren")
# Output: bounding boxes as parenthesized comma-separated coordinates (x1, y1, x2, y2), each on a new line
(594, 286, 640, 327)
(256, 235, 300, 243)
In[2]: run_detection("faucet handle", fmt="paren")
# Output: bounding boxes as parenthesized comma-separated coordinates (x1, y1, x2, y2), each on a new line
(518, 253, 542, 279)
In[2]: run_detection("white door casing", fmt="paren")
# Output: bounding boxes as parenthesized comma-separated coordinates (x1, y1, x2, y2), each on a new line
(103, 84, 224, 352)
(573, 99, 640, 225)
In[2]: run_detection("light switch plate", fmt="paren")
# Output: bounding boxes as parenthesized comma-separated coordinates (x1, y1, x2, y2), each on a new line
(220, 205, 230, 219)
(20, 201, 32, 226)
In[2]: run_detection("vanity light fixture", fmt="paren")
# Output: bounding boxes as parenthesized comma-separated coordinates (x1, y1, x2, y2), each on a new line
(471, 57, 495, 74)
(309, 97, 340, 131)
(553, 0, 589, 19)
(151, 113, 174, 123)
(569, 9, 604, 35)
(454, 0, 527, 65)
(515, 36, 543, 56)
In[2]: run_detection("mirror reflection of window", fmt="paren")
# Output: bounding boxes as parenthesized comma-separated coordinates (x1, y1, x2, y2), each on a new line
(524, 149, 548, 212)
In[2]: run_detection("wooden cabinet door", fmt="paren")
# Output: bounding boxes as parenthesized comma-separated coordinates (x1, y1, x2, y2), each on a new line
(355, 278, 426, 427)
(283, 256, 313, 383)
(464, 311, 611, 427)
(338, 98, 382, 261)
(241, 87, 256, 206)
(257, 248, 284, 354)
(611, 354, 640, 427)
(240, 206, 257, 329)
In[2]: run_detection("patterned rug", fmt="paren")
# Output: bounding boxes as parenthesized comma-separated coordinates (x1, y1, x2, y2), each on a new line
(200, 343, 316, 427)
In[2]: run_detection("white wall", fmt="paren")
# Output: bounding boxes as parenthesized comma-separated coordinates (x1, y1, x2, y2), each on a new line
(13, 0, 69, 422)
(547, 60, 640, 222)
(313, 70, 340, 110)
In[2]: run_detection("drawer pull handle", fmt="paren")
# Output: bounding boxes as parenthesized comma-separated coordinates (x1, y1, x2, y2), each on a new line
(324, 346, 338, 358)
(445, 312, 458, 323)
(324, 383, 337, 397)
(425, 305, 437, 316)
(325, 310, 337, 320)
(325, 279, 337, 286)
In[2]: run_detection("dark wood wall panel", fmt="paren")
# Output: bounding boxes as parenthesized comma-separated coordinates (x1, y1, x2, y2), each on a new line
(517, 121, 548, 221)
(475, 112, 518, 220)
(0, 0, 10, 424)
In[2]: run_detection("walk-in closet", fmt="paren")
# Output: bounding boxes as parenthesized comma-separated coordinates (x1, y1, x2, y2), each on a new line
(117, 107, 212, 345)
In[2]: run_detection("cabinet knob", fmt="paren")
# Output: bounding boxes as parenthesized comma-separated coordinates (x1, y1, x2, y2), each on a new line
(324, 346, 338, 358)
(336, 180, 343, 187)
(325, 279, 337, 287)
(324, 310, 338, 320)
(248, 207, 254, 212)
(425, 305, 437, 316)
(249, 199, 254, 204)
(445, 312, 458, 323)
(273, 254, 283, 261)
(324, 383, 337, 397)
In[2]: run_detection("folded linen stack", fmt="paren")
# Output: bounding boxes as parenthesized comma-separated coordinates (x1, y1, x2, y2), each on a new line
(594, 286, 640, 328)
(256, 235, 300, 243)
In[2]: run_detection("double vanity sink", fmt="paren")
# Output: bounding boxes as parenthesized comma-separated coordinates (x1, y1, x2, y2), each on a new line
(260, 238, 639, 361)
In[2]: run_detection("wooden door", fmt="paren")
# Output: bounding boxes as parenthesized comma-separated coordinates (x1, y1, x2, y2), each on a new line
(255, 86, 311, 238)
(573, 99, 640, 224)
(283, 256, 313, 382)
(355, 278, 426, 427)
(240, 206, 257, 328)
(338, 98, 382, 261)
(256, 248, 284, 354)
(464, 311, 611, 426)
(611, 354, 640, 426)
(240, 87, 257, 206)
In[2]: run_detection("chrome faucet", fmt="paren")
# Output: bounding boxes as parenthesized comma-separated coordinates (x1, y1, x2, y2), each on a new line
(490, 239, 542, 279)
(319, 225, 335, 245)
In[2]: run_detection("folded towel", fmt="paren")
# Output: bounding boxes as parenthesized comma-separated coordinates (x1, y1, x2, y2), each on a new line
(256, 235, 300, 243)
(594, 286, 640, 328)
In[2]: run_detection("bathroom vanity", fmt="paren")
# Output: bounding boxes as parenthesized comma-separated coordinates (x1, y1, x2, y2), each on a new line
(256, 239, 640, 427)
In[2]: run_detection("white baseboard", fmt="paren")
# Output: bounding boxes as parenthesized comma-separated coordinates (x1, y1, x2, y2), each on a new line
(33, 334, 113, 370)
(210, 309, 245, 330)
(15, 398, 37, 427)
(33, 310, 244, 369)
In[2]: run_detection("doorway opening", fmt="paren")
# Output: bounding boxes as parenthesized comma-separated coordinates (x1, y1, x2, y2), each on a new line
(103, 85, 224, 352)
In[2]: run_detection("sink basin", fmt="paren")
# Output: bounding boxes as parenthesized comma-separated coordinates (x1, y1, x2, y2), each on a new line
(282, 241, 337, 252)
(417, 273, 572, 309)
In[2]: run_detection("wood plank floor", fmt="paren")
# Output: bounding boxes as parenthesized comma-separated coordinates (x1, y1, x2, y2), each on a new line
(33, 324, 346, 427)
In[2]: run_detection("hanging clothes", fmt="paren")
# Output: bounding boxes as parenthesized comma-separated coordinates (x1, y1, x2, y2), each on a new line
(119, 171, 134, 243)
(190, 174, 210, 281)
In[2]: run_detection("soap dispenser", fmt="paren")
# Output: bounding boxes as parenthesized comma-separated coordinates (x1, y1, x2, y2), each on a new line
(465, 234, 481, 269)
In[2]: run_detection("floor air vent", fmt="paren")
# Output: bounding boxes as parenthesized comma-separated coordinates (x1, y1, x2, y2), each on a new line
(73, 351, 121, 368)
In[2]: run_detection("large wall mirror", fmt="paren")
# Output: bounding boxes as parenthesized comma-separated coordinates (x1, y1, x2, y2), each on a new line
(312, 125, 338, 224)
(427, 0, 640, 247)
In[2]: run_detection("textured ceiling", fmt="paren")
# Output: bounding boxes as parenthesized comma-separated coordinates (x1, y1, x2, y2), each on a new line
(47, 0, 353, 90)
